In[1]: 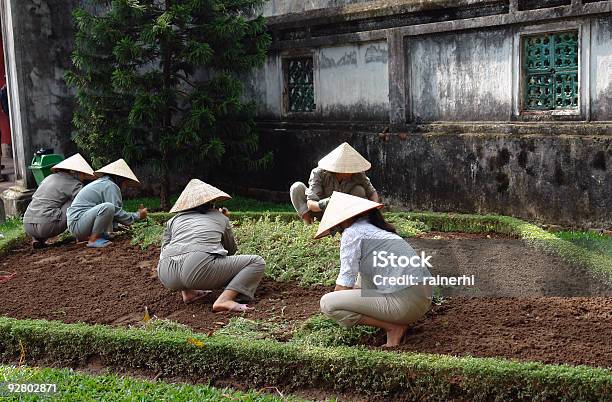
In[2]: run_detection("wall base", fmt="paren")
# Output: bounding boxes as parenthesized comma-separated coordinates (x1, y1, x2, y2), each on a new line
(246, 124, 612, 229)
(1, 186, 34, 218)
(1, 144, 12, 159)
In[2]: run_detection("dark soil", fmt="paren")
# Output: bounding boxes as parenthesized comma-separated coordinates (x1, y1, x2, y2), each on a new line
(1, 236, 611, 368)
(0, 238, 323, 333)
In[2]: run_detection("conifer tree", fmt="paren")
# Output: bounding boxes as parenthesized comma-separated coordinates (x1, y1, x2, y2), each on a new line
(66, 0, 271, 209)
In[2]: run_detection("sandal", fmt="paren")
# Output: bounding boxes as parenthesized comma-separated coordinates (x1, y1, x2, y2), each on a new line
(0, 271, 16, 284)
(87, 238, 112, 248)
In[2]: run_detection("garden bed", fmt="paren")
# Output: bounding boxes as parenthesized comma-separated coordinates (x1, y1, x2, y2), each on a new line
(1, 236, 611, 368)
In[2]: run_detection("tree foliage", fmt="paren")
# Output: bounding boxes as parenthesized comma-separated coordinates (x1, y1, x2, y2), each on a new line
(66, 0, 271, 208)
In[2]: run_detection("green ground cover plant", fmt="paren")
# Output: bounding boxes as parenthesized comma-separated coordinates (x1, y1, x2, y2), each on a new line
(0, 365, 294, 401)
(292, 315, 380, 347)
(131, 215, 340, 286)
(215, 317, 291, 342)
(555, 230, 612, 259)
(0, 317, 609, 401)
(217, 315, 379, 347)
(124, 195, 292, 213)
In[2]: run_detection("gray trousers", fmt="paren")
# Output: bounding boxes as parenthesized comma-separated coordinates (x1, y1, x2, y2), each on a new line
(24, 202, 69, 242)
(69, 202, 115, 241)
(320, 285, 433, 328)
(290, 181, 366, 219)
(157, 252, 265, 300)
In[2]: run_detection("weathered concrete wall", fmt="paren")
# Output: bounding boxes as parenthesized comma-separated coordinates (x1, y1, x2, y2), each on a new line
(244, 40, 389, 121)
(249, 128, 612, 228)
(262, 0, 376, 17)
(1, 0, 81, 189)
(243, 55, 284, 119)
(13, 0, 79, 156)
(591, 16, 612, 121)
(408, 27, 512, 121)
(318, 41, 389, 120)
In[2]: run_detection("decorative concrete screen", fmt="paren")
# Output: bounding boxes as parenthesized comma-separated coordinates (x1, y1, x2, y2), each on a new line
(523, 30, 579, 110)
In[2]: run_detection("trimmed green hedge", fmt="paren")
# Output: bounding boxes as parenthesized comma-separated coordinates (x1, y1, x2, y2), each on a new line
(0, 364, 294, 401)
(0, 317, 610, 401)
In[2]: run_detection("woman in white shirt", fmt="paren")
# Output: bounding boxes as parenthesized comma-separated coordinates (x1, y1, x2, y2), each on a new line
(315, 192, 433, 347)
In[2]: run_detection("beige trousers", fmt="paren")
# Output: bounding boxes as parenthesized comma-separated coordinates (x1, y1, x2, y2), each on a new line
(157, 252, 265, 300)
(289, 181, 366, 218)
(320, 285, 433, 328)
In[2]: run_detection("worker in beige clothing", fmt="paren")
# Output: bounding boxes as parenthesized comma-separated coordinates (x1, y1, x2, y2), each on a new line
(23, 153, 96, 249)
(290, 142, 379, 224)
(315, 192, 433, 347)
(157, 179, 265, 312)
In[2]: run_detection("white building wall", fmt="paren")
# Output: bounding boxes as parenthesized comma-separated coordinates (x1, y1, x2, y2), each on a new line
(317, 41, 389, 120)
(590, 16, 612, 121)
(408, 28, 513, 122)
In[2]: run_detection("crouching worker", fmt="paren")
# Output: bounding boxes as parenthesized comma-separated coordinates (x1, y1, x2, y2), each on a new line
(290, 142, 379, 225)
(315, 192, 433, 347)
(67, 159, 147, 248)
(157, 179, 265, 312)
(23, 153, 96, 249)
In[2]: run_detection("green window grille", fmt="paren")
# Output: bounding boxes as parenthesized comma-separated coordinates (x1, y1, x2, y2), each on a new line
(524, 31, 579, 110)
(286, 57, 315, 113)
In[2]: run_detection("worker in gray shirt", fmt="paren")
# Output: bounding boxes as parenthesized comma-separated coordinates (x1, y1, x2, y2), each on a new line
(157, 179, 265, 312)
(67, 159, 147, 248)
(290, 142, 379, 224)
(23, 153, 95, 249)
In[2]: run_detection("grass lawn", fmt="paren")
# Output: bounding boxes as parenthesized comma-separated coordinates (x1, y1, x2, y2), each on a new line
(0, 365, 296, 401)
(0, 218, 26, 253)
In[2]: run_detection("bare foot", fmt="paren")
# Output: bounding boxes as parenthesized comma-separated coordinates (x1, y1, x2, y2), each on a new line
(382, 324, 408, 347)
(302, 212, 313, 225)
(212, 300, 253, 313)
(182, 290, 211, 304)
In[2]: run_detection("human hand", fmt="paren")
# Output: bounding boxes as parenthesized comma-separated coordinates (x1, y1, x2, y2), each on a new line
(219, 207, 229, 216)
(318, 197, 331, 211)
(138, 207, 148, 220)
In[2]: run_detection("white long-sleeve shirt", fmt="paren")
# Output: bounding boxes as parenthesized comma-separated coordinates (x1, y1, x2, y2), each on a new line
(337, 218, 432, 292)
(337, 218, 403, 287)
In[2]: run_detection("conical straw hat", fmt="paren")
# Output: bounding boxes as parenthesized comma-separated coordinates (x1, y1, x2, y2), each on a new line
(314, 191, 383, 239)
(95, 159, 140, 184)
(170, 179, 232, 213)
(50, 153, 95, 178)
(318, 142, 371, 173)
